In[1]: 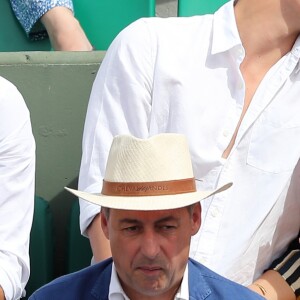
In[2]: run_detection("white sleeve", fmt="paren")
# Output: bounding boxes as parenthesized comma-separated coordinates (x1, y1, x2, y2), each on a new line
(78, 19, 154, 236)
(0, 77, 35, 300)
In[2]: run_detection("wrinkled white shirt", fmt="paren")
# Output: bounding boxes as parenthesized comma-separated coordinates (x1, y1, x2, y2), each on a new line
(109, 263, 189, 300)
(0, 77, 35, 299)
(79, 0, 300, 285)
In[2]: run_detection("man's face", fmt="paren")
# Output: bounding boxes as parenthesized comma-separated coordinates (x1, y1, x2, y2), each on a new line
(101, 204, 201, 299)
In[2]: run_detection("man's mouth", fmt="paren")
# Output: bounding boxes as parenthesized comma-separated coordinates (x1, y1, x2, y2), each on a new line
(138, 266, 162, 275)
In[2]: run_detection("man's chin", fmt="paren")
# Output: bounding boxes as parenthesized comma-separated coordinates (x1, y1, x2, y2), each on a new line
(132, 272, 168, 293)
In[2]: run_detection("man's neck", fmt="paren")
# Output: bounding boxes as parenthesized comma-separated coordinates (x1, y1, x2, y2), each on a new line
(234, 0, 299, 59)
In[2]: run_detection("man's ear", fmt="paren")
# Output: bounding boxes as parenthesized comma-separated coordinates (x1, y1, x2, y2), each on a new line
(100, 212, 110, 239)
(191, 203, 201, 236)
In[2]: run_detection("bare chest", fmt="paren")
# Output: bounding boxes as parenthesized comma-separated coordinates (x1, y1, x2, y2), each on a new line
(222, 64, 268, 158)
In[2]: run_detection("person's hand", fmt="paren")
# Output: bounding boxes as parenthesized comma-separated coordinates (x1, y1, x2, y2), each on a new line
(40, 6, 93, 51)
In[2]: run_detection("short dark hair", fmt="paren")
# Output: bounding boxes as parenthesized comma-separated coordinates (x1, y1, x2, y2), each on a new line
(101, 207, 110, 219)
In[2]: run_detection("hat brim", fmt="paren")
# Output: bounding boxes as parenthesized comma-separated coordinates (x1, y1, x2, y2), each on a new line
(65, 182, 232, 210)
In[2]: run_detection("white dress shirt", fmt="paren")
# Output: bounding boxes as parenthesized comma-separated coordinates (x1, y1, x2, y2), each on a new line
(78, 0, 300, 285)
(109, 263, 189, 300)
(0, 77, 35, 299)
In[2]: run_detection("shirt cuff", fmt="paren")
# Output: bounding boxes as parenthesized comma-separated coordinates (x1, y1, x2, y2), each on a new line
(79, 199, 101, 237)
(0, 267, 21, 300)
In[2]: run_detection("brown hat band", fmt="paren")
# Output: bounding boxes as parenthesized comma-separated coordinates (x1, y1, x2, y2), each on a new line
(101, 178, 196, 196)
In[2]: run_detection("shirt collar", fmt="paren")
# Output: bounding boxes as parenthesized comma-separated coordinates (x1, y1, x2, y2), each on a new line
(211, 0, 300, 69)
(109, 263, 129, 300)
(292, 35, 300, 73)
(174, 264, 189, 300)
(211, 0, 243, 55)
(108, 262, 189, 300)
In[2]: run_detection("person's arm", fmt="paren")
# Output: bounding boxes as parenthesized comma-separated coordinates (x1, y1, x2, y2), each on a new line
(0, 287, 4, 300)
(78, 19, 154, 262)
(86, 213, 111, 262)
(249, 270, 296, 300)
(0, 77, 35, 300)
(40, 6, 92, 51)
(249, 233, 300, 300)
(9, 0, 92, 50)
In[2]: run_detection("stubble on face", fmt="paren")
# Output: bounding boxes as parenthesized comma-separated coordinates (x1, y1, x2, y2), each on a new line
(106, 207, 199, 299)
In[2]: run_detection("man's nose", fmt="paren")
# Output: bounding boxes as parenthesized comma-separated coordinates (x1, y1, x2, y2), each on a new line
(140, 229, 160, 259)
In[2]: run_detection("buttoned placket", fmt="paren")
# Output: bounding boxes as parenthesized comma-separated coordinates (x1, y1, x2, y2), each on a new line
(191, 44, 245, 264)
(193, 43, 300, 267)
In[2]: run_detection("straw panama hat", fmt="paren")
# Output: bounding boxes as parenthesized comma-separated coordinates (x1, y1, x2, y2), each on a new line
(65, 134, 232, 210)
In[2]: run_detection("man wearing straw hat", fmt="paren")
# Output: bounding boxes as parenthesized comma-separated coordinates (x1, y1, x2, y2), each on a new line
(29, 134, 262, 300)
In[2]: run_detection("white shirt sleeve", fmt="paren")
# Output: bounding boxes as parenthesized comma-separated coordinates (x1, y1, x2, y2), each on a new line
(0, 77, 35, 300)
(78, 19, 154, 236)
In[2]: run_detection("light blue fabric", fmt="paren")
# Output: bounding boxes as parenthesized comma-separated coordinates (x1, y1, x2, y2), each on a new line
(28, 258, 264, 300)
(9, 0, 73, 39)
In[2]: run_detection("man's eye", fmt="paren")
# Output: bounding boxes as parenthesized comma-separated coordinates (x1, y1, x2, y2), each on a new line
(123, 226, 139, 232)
(160, 225, 176, 231)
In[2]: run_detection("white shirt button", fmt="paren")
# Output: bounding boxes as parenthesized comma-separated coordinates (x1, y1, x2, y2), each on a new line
(211, 207, 220, 217)
(199, 257, 208, 264)
(223, 130, 230, 137)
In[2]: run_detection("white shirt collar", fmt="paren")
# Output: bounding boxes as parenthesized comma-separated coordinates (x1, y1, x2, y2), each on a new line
(108, 262, 189, 300)
(109, 263, 129, 300)
(212, 0, 300, 63)
(211, 0, 242, 55)
(175, 264, 189, 300)
(292, 35, 300, 73)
